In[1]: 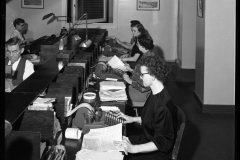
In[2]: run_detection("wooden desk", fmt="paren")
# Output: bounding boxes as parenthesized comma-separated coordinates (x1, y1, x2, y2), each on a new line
(63, 78, 126, 160)
(5, 92, 38, 124)
(5, 28, 108, 160)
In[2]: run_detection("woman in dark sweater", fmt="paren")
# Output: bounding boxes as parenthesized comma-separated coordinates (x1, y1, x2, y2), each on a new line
(122, 33, 154, 105)
(115, 55, 178, 160)
(115, 20, 149, 68)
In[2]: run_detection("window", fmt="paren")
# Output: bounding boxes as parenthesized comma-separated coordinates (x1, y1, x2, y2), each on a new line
(76, 0, 107, 23)
(71, 0, 118, 28)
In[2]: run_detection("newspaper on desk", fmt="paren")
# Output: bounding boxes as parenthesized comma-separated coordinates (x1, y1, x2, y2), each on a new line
(76, 123, 124, 160)
(28, 97, 55, 111)
(99, 81, 127, 102)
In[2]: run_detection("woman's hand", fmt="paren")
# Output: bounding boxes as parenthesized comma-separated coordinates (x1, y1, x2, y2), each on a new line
(114, 136, 138, 155)
(124, 63, 133, 72)
(123, 74, 132, 84)
(115, 112, 134, 124)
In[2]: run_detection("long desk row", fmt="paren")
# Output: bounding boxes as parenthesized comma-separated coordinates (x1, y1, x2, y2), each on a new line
(5, 28, 110, 160)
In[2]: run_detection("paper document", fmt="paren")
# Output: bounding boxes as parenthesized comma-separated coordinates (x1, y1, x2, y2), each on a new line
(99, 90, 127, 102)
(100, 81, 126, 90)
(107, 55, 126, 71)
(33, 97, 56, 104)
(76, 149, 123, 160)
(100, 106, 120, 112)
(81, 123, 123, 151)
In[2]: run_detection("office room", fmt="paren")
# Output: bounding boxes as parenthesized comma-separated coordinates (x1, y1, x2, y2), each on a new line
(3, 0, 235, 160)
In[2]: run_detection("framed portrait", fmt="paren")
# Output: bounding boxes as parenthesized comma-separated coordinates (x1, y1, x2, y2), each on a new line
(21, 0, 44, 9)
(137, 0, 160, 11)
(197, 0, 203, 18)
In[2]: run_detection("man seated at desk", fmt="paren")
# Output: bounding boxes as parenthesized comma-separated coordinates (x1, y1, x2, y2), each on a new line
(10, 18, 33, 43)
(10, 18, 39, 60)
(5, 37, 35, 92)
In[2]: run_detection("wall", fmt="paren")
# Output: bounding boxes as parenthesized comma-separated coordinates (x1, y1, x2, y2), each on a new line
(195, 0, 235, 108)
(107, 0, 178, 61)
(180, 0, 196, 68)
(6, 0, 66, 40)
(195, 8, 205, 103)
(6, 0, 178, 62)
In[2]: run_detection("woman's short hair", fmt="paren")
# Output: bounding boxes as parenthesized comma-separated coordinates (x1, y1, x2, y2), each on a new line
(130, 20, 148, 35)
(6, 37, 24, 48)
(139, 55, 170, 82)
(137, 34, 154, 50)
(13, 18, 25, 27)
(130, 20, 141, 27)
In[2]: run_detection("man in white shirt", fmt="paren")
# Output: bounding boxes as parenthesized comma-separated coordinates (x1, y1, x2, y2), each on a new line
(5, 37, 35, 92)
(10, 18, 33, 43)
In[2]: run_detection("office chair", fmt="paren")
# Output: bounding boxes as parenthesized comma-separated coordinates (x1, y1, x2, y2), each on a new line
(172, 105, 186, 160)
(129, 101, 145, 117)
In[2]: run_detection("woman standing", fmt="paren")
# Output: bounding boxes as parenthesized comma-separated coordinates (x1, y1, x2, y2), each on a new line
(115, 55, 179, 160)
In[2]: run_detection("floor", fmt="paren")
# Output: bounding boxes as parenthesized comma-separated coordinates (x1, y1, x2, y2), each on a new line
(126, 63, 235, 160)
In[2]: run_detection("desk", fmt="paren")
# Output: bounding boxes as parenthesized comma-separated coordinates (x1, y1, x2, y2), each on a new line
(5, 28, 108, 160)
(63, 78, 126, 160)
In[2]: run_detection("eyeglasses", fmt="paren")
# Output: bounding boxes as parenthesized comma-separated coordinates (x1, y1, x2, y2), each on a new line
(140, 72, 149, 78)
(6, 50, 20, 56)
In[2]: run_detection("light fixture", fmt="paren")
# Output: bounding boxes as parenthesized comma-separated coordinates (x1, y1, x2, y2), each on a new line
(42, 12, 92, 50)
(42, 13, 71, 30)
(58, 38, 64, 53)
(77, 13, 92, 49)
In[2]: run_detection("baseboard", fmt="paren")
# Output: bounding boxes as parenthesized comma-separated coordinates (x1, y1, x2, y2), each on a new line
(194, 91, 235, 113)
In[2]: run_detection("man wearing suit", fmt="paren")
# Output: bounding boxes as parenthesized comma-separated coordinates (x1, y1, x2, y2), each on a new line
(5, 37, 34, 92)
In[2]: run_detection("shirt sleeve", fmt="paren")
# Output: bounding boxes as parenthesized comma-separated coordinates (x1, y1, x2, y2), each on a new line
(23, 60, 35, 80)
(151, 106, 176, 153)
(10, 30, 24, 41)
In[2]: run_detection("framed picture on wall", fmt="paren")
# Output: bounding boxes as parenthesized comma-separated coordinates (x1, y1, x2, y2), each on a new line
(21, 0, 44, 9)
(137, 0, 160, 11)
(197, 0, 203, 18)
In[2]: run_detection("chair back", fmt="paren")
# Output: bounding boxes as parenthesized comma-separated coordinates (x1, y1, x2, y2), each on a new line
(172, 105, 186, 160)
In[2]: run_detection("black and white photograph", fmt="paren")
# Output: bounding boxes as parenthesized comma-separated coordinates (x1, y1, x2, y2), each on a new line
(3, 0, 235, 160)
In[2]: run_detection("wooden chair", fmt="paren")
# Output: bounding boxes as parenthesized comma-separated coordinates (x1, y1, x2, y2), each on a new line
(128, 103, 185, 160)
(172, 105, 186, 160)
(130, 101, 145, 117)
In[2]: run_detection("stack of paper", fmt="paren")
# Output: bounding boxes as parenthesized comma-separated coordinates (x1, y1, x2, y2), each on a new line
(100, 106, 120, 112)
(100, 81, 126, 90)
(99, 81, 127, 102)
(28, 97, 55, 111)
(76, 123, 124, 160)
(76, 149, 123, 160)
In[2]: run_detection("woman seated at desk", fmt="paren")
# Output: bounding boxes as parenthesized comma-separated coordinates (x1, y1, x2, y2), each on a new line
(122, 33, 154, 105)
(5, 37, 35, 92)
(100, 20, 150, 69)
(115, 55, 179, 160)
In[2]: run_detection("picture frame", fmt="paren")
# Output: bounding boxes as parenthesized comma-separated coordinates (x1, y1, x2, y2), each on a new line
(197, 0, 203, 18)
(137, 0, 160, 11)
(21, 0, 44, 9)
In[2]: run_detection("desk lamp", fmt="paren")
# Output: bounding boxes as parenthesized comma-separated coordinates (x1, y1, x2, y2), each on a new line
(75, 13, 92, 48)
(43, 13, 72, 53)
(42, 13, 71, 29)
